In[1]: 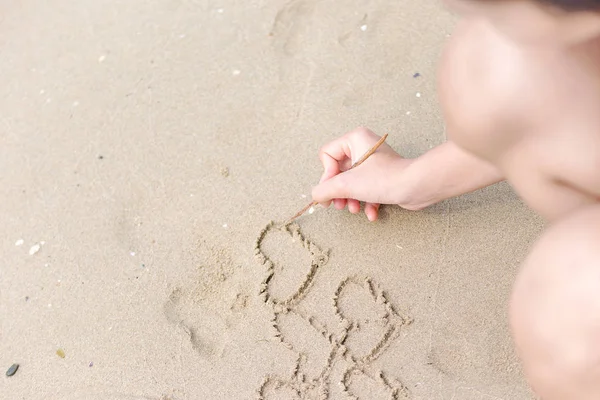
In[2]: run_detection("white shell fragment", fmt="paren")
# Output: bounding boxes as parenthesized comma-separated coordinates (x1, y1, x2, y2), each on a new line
(15, 239, 24, 246)
(29, 243, 41, 255)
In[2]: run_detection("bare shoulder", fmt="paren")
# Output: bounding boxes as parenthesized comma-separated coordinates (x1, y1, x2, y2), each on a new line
(439, 18, 600, 136)
(438, 19, 600, 215)
(437, 19, 537, 156)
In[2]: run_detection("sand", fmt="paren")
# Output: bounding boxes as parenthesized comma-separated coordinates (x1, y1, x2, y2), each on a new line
(0, 1, 545, 399)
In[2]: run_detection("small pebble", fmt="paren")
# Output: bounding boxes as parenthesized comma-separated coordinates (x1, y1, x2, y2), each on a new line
(25, 296, 29, 301)
(6, 363, 19, 377)
(406, 111, 411, 115)
(308, 206, 315, 214)
(56, 349, 65, 359)
(130, 251, 136, 256)
(222, 223, 228, 228)
(98, 155, 104, 160)
(232, 69, 241, 76)
(89, 361, 94, 367)
(15, 239, 24, 246)
(98, 55, 106, 63)
(301, 194, 307, 198)
(29, 243, 41, 255)
(416, 92, 421, 98)
(413, 72, 421, 78)
(220, 167, 229, 177)
(360, 25, 368, 32)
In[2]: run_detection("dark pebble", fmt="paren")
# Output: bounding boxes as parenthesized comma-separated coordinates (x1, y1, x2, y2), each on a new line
(413, 72, 421, 78)
(6, 363, 19, 377)
(98, 155, 104, 160)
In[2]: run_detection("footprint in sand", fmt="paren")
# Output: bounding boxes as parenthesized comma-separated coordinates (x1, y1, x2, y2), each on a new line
(269, 0, 317, 56)
(255, 222, 412, 400)
(163, 242, 250, 359)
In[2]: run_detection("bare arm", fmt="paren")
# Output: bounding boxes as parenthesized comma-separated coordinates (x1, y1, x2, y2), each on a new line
(311, 128, 504, 221)
(397, 140, 504, 210)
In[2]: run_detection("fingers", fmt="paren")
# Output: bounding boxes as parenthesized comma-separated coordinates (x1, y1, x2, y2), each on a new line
(317, 138, 346, 207)
(319, 162, 338, 184)
(365, 203, 380, 221)
(318, 135, 353, 170)
(334, 198, 347, 210)
(312, 172, 352, 204)
(314, 128, 385, 213)
(348, 199, 360, 214)
(318, 128, 379, 173)
(318, 140, 346, 185)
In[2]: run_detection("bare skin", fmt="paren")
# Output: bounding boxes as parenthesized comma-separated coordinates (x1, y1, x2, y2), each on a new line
(311, 1, 600, 398)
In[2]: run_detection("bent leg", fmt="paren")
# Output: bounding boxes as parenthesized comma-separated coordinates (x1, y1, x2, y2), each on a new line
(510, 205, 600, 400)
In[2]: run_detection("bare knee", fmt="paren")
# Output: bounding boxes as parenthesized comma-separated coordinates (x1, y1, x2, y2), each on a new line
(510, 206, 600, 400)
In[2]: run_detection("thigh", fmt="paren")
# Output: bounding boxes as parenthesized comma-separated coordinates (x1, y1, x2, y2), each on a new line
(510, 205, 600, 399)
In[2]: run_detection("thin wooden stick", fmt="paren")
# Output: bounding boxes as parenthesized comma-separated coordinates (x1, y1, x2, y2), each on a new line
(286, 133, 389, 224)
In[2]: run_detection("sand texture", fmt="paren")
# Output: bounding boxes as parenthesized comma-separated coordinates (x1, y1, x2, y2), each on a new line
(1, 1, 544, 399)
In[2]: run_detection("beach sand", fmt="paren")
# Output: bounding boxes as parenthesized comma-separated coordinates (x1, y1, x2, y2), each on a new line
(0, 1, 544, 399)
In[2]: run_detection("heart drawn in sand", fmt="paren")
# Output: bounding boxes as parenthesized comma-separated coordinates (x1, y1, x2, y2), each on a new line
(342, 366, 410, 400)
(334, 276, 410, 365)
(255, 222, 412, 400)
(254, 222, 329, 311)
(273, 309, 336, 382)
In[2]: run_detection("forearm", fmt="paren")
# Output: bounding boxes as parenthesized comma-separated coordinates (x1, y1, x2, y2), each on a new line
(397, 141, 504, 210)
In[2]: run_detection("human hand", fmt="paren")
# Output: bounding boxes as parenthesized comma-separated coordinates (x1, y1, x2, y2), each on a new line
(311, 128, 412, 221)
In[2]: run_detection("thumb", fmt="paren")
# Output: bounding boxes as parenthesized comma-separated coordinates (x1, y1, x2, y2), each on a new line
(312, 171, 356, 203)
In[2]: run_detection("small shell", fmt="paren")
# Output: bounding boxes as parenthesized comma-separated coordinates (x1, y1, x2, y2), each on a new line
(29, 243, 41, 255)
